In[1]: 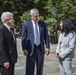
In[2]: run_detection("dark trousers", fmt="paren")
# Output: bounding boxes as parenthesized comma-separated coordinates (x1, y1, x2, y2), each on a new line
(0, 63, 15, 75)
(26, 45, 44, 75)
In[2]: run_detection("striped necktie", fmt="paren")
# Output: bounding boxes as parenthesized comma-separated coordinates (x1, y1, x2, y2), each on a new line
(34, 23, 40, 46)
(9, 28, 16, 43)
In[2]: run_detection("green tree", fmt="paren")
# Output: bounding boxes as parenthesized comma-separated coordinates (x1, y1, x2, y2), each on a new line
(56, 0, 76, 24)
(0, 0, 76, 31)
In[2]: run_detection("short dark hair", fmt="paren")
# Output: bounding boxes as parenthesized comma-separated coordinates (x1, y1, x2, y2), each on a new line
(61, 17, 76, 36)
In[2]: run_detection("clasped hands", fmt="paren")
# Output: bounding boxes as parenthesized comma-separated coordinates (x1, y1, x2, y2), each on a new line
(56, 52, 61, 58)
(3, 61, 10, 69)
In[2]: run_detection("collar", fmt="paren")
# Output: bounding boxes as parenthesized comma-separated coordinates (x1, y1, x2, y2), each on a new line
(3, 23, 10, 30)
(32, 20, 38, 25)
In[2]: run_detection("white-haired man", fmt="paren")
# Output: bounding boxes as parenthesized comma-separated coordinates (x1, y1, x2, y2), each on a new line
(0, 12, 17, 75)
(22, 8, 50, 75)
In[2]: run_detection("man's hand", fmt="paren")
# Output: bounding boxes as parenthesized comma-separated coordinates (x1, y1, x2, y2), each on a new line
(4, 61, 10, 69)
(23, 50, 28, 56)
(45, 48, 50, 55)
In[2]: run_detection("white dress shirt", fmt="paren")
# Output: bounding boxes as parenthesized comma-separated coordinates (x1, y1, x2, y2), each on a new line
(3, 23, 10, 30)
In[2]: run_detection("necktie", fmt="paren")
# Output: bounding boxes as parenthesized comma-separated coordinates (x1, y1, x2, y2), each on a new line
(34, 23, 40, 46)
(9, 28, 16, 43)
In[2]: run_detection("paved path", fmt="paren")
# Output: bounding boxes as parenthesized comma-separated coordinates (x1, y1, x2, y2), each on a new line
(0, 38, 76, 75)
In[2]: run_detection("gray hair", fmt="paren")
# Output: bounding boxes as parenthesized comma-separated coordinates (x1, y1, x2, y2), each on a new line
(1, 12, 13, 23)
(30, 8, 39, 16)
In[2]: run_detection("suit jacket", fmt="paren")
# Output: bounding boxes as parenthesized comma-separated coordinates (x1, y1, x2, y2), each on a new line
(56, 32, 76, 59)
(22, 20, 50, 56)
(0, 25, 17, 66)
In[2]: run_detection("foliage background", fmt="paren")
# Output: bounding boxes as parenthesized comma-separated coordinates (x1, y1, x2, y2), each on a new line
(0, 0, 76, 35)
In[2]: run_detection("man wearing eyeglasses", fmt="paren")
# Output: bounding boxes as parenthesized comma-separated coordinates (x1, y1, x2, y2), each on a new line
(0, 12, 18, 75)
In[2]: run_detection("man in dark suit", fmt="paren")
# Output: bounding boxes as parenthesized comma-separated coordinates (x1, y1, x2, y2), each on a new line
(0, 12, 18, 75)
(22, 8, 50, 75)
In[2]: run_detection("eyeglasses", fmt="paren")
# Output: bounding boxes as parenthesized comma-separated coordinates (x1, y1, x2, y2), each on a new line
(6, 17, 14, 21)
